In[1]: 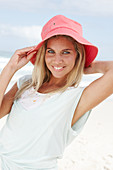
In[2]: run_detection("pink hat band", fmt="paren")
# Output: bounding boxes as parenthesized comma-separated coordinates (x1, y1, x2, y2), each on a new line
(28, 15, 98, 67)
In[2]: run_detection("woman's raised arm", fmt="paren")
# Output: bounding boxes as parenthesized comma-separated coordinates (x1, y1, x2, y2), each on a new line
(0, 47, 36, 119)
(71, 61, 113, 126)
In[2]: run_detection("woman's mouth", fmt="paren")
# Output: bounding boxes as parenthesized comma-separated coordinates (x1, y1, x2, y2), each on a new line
(52, 66, 65, 71)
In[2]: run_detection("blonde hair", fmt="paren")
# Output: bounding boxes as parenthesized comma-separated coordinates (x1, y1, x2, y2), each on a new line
(15, 35, 85, 99)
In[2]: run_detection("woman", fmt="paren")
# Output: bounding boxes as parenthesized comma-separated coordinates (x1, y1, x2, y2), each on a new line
(0, 15, 113, 170)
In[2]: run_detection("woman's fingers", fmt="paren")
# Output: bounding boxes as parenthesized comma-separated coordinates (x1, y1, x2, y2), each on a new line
(16, 51, 36, 69)
(15, 46, 36, 56)
(26, 51, 37, 61)
(8, 47, 37, 72)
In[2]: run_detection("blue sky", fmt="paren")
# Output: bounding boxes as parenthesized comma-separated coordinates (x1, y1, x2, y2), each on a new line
(0, 0, 113, 60)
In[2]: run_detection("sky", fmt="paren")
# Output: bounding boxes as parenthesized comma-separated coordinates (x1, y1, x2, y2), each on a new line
(0, 0, 113, 60)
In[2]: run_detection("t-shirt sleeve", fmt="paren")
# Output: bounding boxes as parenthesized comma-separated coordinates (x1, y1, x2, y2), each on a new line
(66, 86, 92, 146)
(17, 75, 32, 89)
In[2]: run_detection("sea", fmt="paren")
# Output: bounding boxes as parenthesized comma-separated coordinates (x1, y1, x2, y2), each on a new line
(0, 50, 113, 101)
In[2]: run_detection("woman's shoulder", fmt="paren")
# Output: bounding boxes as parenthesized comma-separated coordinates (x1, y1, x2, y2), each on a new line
(67, 85, 85, 93)
(19, 74, 32, 80)
(17, 74, 32, 89)
(59, 85, 86, 102)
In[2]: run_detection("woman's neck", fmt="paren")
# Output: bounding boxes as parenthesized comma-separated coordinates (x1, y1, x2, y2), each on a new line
(48, 75, 67, 87)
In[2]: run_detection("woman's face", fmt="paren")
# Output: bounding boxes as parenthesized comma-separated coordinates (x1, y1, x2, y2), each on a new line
(45, 36, 77, 80)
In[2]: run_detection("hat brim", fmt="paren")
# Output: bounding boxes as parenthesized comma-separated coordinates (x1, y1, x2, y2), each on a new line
(27, 27, 98, 67)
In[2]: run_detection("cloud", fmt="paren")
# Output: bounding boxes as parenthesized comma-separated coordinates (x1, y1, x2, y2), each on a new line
(0, 24, 43, 51)
(0, 0, 113, 16)
(0, 24, 42, 42)
(64, 0, 113, 16)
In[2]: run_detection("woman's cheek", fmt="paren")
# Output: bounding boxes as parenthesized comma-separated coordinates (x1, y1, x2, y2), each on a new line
(45, 55, 52, 64)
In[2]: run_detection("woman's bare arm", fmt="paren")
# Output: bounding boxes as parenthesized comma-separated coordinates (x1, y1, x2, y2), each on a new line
(0, 47, 36, 119)
(71, 61, 113, 126)
(0, 62, 18, 119)
(0, 83, 18, 119)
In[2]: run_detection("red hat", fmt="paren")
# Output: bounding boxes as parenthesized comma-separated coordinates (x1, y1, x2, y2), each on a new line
(27, 15, 98, 67)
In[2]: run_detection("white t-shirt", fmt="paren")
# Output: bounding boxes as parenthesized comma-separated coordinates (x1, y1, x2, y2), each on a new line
(0, 75, 91, 170)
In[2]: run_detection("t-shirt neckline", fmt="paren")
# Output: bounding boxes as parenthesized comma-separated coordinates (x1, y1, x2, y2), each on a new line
(32, 86, 75, 96)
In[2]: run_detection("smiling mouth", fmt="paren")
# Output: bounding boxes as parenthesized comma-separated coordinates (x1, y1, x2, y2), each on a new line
(52, 66, 65, 71)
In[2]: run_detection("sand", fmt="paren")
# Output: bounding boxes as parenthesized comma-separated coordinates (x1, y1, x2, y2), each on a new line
(0, 99, 113, 170)
(58, 100, 113, 170)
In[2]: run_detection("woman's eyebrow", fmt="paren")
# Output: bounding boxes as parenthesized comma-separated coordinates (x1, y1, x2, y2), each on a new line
(47, 48, 73, 51)
(47, 47, 53, 49)
(62, 49, 73, 51)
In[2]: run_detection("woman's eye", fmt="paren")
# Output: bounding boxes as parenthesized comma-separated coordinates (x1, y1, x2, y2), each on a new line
(47, 50, 54, 54)
(63, 51, 70, 54)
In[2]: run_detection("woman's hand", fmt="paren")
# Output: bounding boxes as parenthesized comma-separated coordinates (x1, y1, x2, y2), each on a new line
(7, 47, 36, 73)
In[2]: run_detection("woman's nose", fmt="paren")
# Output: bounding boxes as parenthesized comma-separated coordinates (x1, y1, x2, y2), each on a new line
(54, 54, 63, 64)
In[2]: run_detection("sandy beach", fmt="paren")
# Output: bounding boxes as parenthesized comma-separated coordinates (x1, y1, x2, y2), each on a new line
(58, 99, 113, 170)
(0, 99, 113, 170)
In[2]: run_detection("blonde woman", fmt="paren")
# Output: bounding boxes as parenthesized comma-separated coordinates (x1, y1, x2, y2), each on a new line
(0, 15, 113, 170)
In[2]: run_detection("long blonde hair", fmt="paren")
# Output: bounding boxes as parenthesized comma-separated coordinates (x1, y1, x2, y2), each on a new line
(15, 35, 85, 99)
